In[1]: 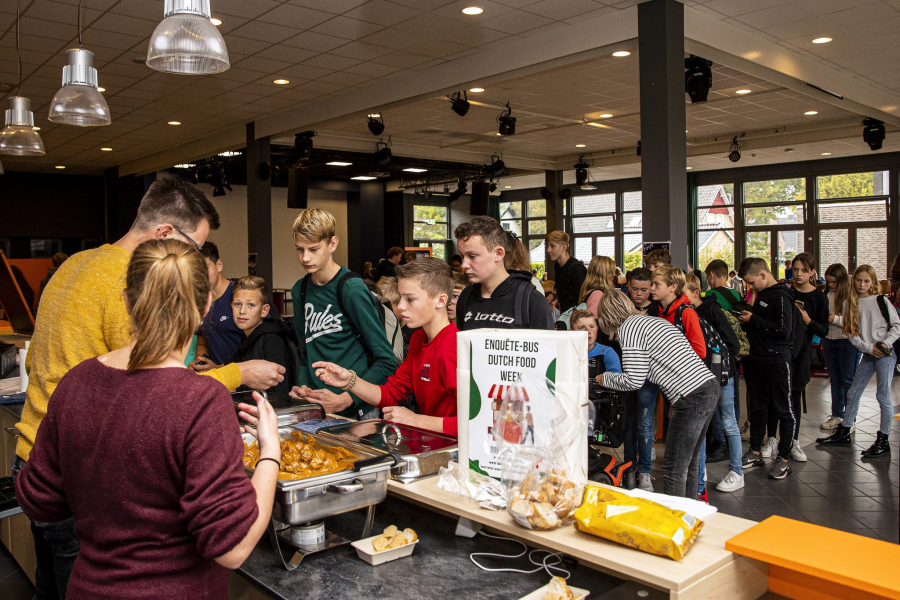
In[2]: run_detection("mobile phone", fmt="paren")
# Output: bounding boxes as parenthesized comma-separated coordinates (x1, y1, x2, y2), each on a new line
(729, 310, 744, 317)
(795, 300, 805, 310)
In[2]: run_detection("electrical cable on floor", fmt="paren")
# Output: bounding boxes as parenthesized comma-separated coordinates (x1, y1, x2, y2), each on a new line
(469, 530, 571, 579)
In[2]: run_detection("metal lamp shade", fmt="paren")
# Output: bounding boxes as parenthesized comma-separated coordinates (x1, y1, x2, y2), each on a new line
(0, 97, 45, 156)
(147, 0, 229, 75)
(48, 48, 111, 126)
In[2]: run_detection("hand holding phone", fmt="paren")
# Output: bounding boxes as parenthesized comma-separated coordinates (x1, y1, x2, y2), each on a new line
(795, 300, 805, 310)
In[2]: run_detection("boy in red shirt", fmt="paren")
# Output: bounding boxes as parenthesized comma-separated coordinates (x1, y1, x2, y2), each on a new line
(651, 265, 706, 359)
(312, 258, 458, 435)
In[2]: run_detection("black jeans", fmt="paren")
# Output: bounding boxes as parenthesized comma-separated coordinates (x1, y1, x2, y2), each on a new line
(662, 379, 720, 499)
(12, 455, 79, 600)
(744, 357, 794, 460)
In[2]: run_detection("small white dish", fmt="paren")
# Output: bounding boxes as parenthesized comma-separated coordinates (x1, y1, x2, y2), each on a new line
(351, 534, 418, 565)
(517, 583, 589, 600)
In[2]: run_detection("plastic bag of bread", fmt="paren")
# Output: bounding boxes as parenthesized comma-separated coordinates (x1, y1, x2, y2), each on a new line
(572, 486, 703, 561)
(503, 446, 584, 530)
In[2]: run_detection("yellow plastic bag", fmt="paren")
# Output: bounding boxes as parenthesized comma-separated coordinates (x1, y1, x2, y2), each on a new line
(573, 486, 703, 561)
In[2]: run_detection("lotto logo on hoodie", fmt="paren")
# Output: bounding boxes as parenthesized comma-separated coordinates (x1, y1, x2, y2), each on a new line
(305, 303, 343, 342)
(465, 310, 515, 325)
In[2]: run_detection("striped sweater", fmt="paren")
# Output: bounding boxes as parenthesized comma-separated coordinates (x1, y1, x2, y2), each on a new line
(602, 314, 715, 401)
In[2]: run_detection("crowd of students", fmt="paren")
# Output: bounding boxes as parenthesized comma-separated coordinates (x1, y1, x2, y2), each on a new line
(8, 176, 900, 599)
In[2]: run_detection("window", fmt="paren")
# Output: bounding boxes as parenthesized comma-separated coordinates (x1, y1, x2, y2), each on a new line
(623, 191, 642, 271)
(499, 200, 523, 236)
(524, 199, 548, 276)
(697, 184, 734, 272)
(412, 205, 448, 240)
(743, 178, 806, 204)
(818, 200, 886, 223)
(816, 170, 888, 199)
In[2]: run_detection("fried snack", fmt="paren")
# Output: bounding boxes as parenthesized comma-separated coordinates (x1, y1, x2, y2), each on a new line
(243, 431, 357, 480)
(544, 576, 575, 600)
(507, 469, 583, 531)
(573, 486, 704, 561)
(371, 525, 417, 553)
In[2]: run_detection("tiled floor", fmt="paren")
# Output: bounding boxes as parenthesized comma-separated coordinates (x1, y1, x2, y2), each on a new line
(0, 375, 896, 599)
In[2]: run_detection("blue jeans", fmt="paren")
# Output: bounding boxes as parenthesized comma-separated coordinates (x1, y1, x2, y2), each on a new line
(624, 380, 660, 475)
(841, 353, 897, 434)
(821, 337, 861, 418)
(12, 455, 79, 600)
(698, 377, 742, 494)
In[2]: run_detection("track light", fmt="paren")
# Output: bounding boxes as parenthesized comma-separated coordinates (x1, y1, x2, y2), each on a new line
(862, 118, 885, 151)
(448, 91, 470, 117)
(294, 130, 316, 160)
(684, 55, 713, 104)
(728, 137, 741, 162)
(497, 102, 516, 136)
(574, 159, 589, 186)
(448, 180, 467, 202)
(374, 141, 392, 165)
(367, 113, 385, 136)
(485, 154, 506, 178)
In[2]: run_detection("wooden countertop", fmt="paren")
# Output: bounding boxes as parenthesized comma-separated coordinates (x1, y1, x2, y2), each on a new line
(387, 477, 760, 595)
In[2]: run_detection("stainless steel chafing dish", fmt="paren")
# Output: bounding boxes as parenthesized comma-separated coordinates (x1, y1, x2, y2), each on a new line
(231, 391, 325, 428)
(316, 419, 458, 484)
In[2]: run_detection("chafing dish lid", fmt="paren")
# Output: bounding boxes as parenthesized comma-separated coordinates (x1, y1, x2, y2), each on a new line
(318, 419, 456, 455)
(231, 392, 325, 420)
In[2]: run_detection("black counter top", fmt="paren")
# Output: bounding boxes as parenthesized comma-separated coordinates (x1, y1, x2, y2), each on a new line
(235, 495, 664, 600)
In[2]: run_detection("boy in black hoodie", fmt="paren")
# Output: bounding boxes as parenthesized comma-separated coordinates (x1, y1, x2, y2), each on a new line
(454, 216, 553, 331)
(230, 276, 296, 396)
(736, 258, 795, 480)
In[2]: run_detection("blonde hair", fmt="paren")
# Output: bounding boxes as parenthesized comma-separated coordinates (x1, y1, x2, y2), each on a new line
(378, 277, 400, 309)
(452, 271, 470, 290)
(652, 265, 687, 295)
(291, 208, 336, 242)
(579, 255, 615, 303)
(843, 264, 880, 337)
(545, 230, 569, 247)
(684, 274, 702, 293)
(596, 290, 636, 338)
(125, 239, 209, 372)
(395, 257, 453, 299)
(234, 275, 269, 305)
(569, 309, 595, 330)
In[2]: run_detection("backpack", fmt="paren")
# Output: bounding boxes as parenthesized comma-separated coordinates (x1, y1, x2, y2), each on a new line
(712, 286, 741, 308)
(674, 304, 732, 385)
(788, 303, 807, 361)
(875, 295, 900, 356)
(721, 310, 750, 361)
(298, 271, 402, 368)
(458, 277, 533, 329)
(270, 314, 302, 389)
(555, 302, 588, 330)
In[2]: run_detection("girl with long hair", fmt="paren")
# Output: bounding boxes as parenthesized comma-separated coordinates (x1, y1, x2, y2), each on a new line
(16, 240, 281, 598)
(817, 265, 900, 457)
(819, 264, 861, 431)
(580, 255, 616, 318)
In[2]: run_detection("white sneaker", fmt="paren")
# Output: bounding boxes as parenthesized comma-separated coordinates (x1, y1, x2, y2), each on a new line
(761, 436, 778, 458)
(651, 446, 657, 462)
(849, 422, 856, 433)
(820, 416, 843, 430)
(716, 471, 745, 493)
(790, 440, 808, 462)
(637, 473, 654, 492)
(740, 421, 751, 441)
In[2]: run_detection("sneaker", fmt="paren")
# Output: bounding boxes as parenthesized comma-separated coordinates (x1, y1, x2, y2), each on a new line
(696, 489, 708, 504)
(706, 440, 729, 463)
(637, 473, 654, 492)
(742, 449, 765, 470)
(790, 440, 808, 462)
(740, 422, 750, 441)
(849, 422, 856, 433)
(716, 471, 745, 493)
(761, 436, 779, 458)
(820, 415, 843, 430)
(767, 456, 791, 480)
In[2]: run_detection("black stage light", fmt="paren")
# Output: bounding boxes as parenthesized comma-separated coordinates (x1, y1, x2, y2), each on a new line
(485, 154, 506, 178)
(449, 91, 470, 117)
(560, 188, 573, 200)
(489, 182, 497, 193)
(367, 113, 385, 136)
(448, 180, 467, 202)
(728, 136, 741, 162)
(540, 187, 553, 200)
(862, 117, 885, 150)
(294, 130, 316, 160)
(374, 141, 392, 165)
(685, 55, 713, 104)
(574, 159, 589, 186)
(497, 102, 516, 136)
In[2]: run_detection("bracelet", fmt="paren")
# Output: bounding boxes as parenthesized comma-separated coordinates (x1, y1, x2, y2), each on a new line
(255, 457, 281, 469)
(342, 369, 358, 392)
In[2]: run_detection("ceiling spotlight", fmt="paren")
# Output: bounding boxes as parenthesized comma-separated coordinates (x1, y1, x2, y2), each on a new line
(574, 159, 589, 186)
(218, 150, 240, 157)
(784, 148, 794, 153)
(461, 7, 484, 15)
(684, 55, 713, 104)
(575, 144, 586, 148)
(504, 185, 511, 189)
(374, 140, 392, 165)
(327, 161, 353, 166)
(273, 78, 289, 85)
(862, 117, 885, 151)
(448, 180, 468, 202)
(55, 165, 66, 169)
(804, 110, 818, 115)
(294, 130, 316, 160)
(469, 87, 484, 93)
(173, 163, 195, 168)
(686, 167, 693, 170)
(33, 127, 40, 131)
(367, 113, 385, 136)
(147, 0, 230, 74)
(485, 154, 506, 178)
(0, 97, 46, 156)
(497, 102, 516, 136)
(612, 51, 630, 57)
(728, 136, 741, 162)
(100, 147, 112, 151)
(812, 37, 832, 44)
(403, 168, 427, 172)
(448, 91, 470, 117)
(49, 47, 111, 126)
(168, 120, 181, 125)
(735, 89, 752, 95)
(97, 87, 105, 92)
(210, 17, 222, 26)
(821, 152, 832, 156)
(352, 176, 377, 180)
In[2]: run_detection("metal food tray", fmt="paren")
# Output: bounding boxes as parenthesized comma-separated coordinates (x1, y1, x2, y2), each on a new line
(316, 419, 458, 484)
(232, 391, 325, 428)
(242, 429, 393, 525)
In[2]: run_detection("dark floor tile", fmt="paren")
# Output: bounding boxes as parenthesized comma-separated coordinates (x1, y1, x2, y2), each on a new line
(795, 470, 846, 484)
(751, 507, 807, 522)
(786, 461, 825, 472)
(801, 511, 867, 532)
(816, 460, 871, 472)
(851, 510, 900, 530)
(836, 470, 891, 484)
(720, 510, 756, 521)
(871, 496, 900, 511)
(707, 497, 745, 513)
(805, 483, 866, 497)
(768, 481, 823, 498)
(740, 496, 790, 512)
(782, 495, 839, 512)
(874, 529, 900, 544)
(839, 496, 893, 512)
(851, 483, 900, 497)
(839, 528, 884, 541)
(730, 483, 778, 497)
(0, 583, 34, 600)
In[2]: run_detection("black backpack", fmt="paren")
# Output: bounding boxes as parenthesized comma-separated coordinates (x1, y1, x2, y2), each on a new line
(674, 304, 732, 385)
(457, 278, 533, 329)
(875, 295, 900, 356)
(788, 303, 807, 361)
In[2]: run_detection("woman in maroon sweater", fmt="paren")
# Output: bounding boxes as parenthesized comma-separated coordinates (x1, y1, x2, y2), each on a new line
(15, 239, 282, 600)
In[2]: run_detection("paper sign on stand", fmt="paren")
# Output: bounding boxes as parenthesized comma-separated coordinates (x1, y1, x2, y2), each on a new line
(457, 329, 589, 483)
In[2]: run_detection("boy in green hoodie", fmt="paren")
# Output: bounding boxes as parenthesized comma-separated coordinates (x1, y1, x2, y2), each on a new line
(288, 208, 396, 419)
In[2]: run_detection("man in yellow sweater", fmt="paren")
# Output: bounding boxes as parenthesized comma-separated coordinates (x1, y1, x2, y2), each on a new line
(13, 178, 285, 599)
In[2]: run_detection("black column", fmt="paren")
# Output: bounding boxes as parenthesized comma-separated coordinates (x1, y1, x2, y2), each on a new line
(638, 0, 688, 269)
(246, 122, 273, 286)
(346, 181, 385, 275)
(544, 169, 565, 276)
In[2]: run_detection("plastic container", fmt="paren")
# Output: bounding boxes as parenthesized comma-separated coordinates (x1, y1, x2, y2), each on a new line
(351, 534, 418, 565)
(517, 584, 589, 600)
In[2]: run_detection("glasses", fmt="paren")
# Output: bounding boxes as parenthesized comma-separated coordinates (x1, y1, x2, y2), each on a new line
(172, 225, 204, 252)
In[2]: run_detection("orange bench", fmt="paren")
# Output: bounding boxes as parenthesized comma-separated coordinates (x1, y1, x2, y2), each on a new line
(726, 515, 900, 600)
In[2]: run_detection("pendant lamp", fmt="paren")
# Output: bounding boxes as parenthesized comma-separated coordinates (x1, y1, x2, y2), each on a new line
(1, 0, 45, 156)
(48, 48, 111, 126)
(147, 0, 230, 75)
